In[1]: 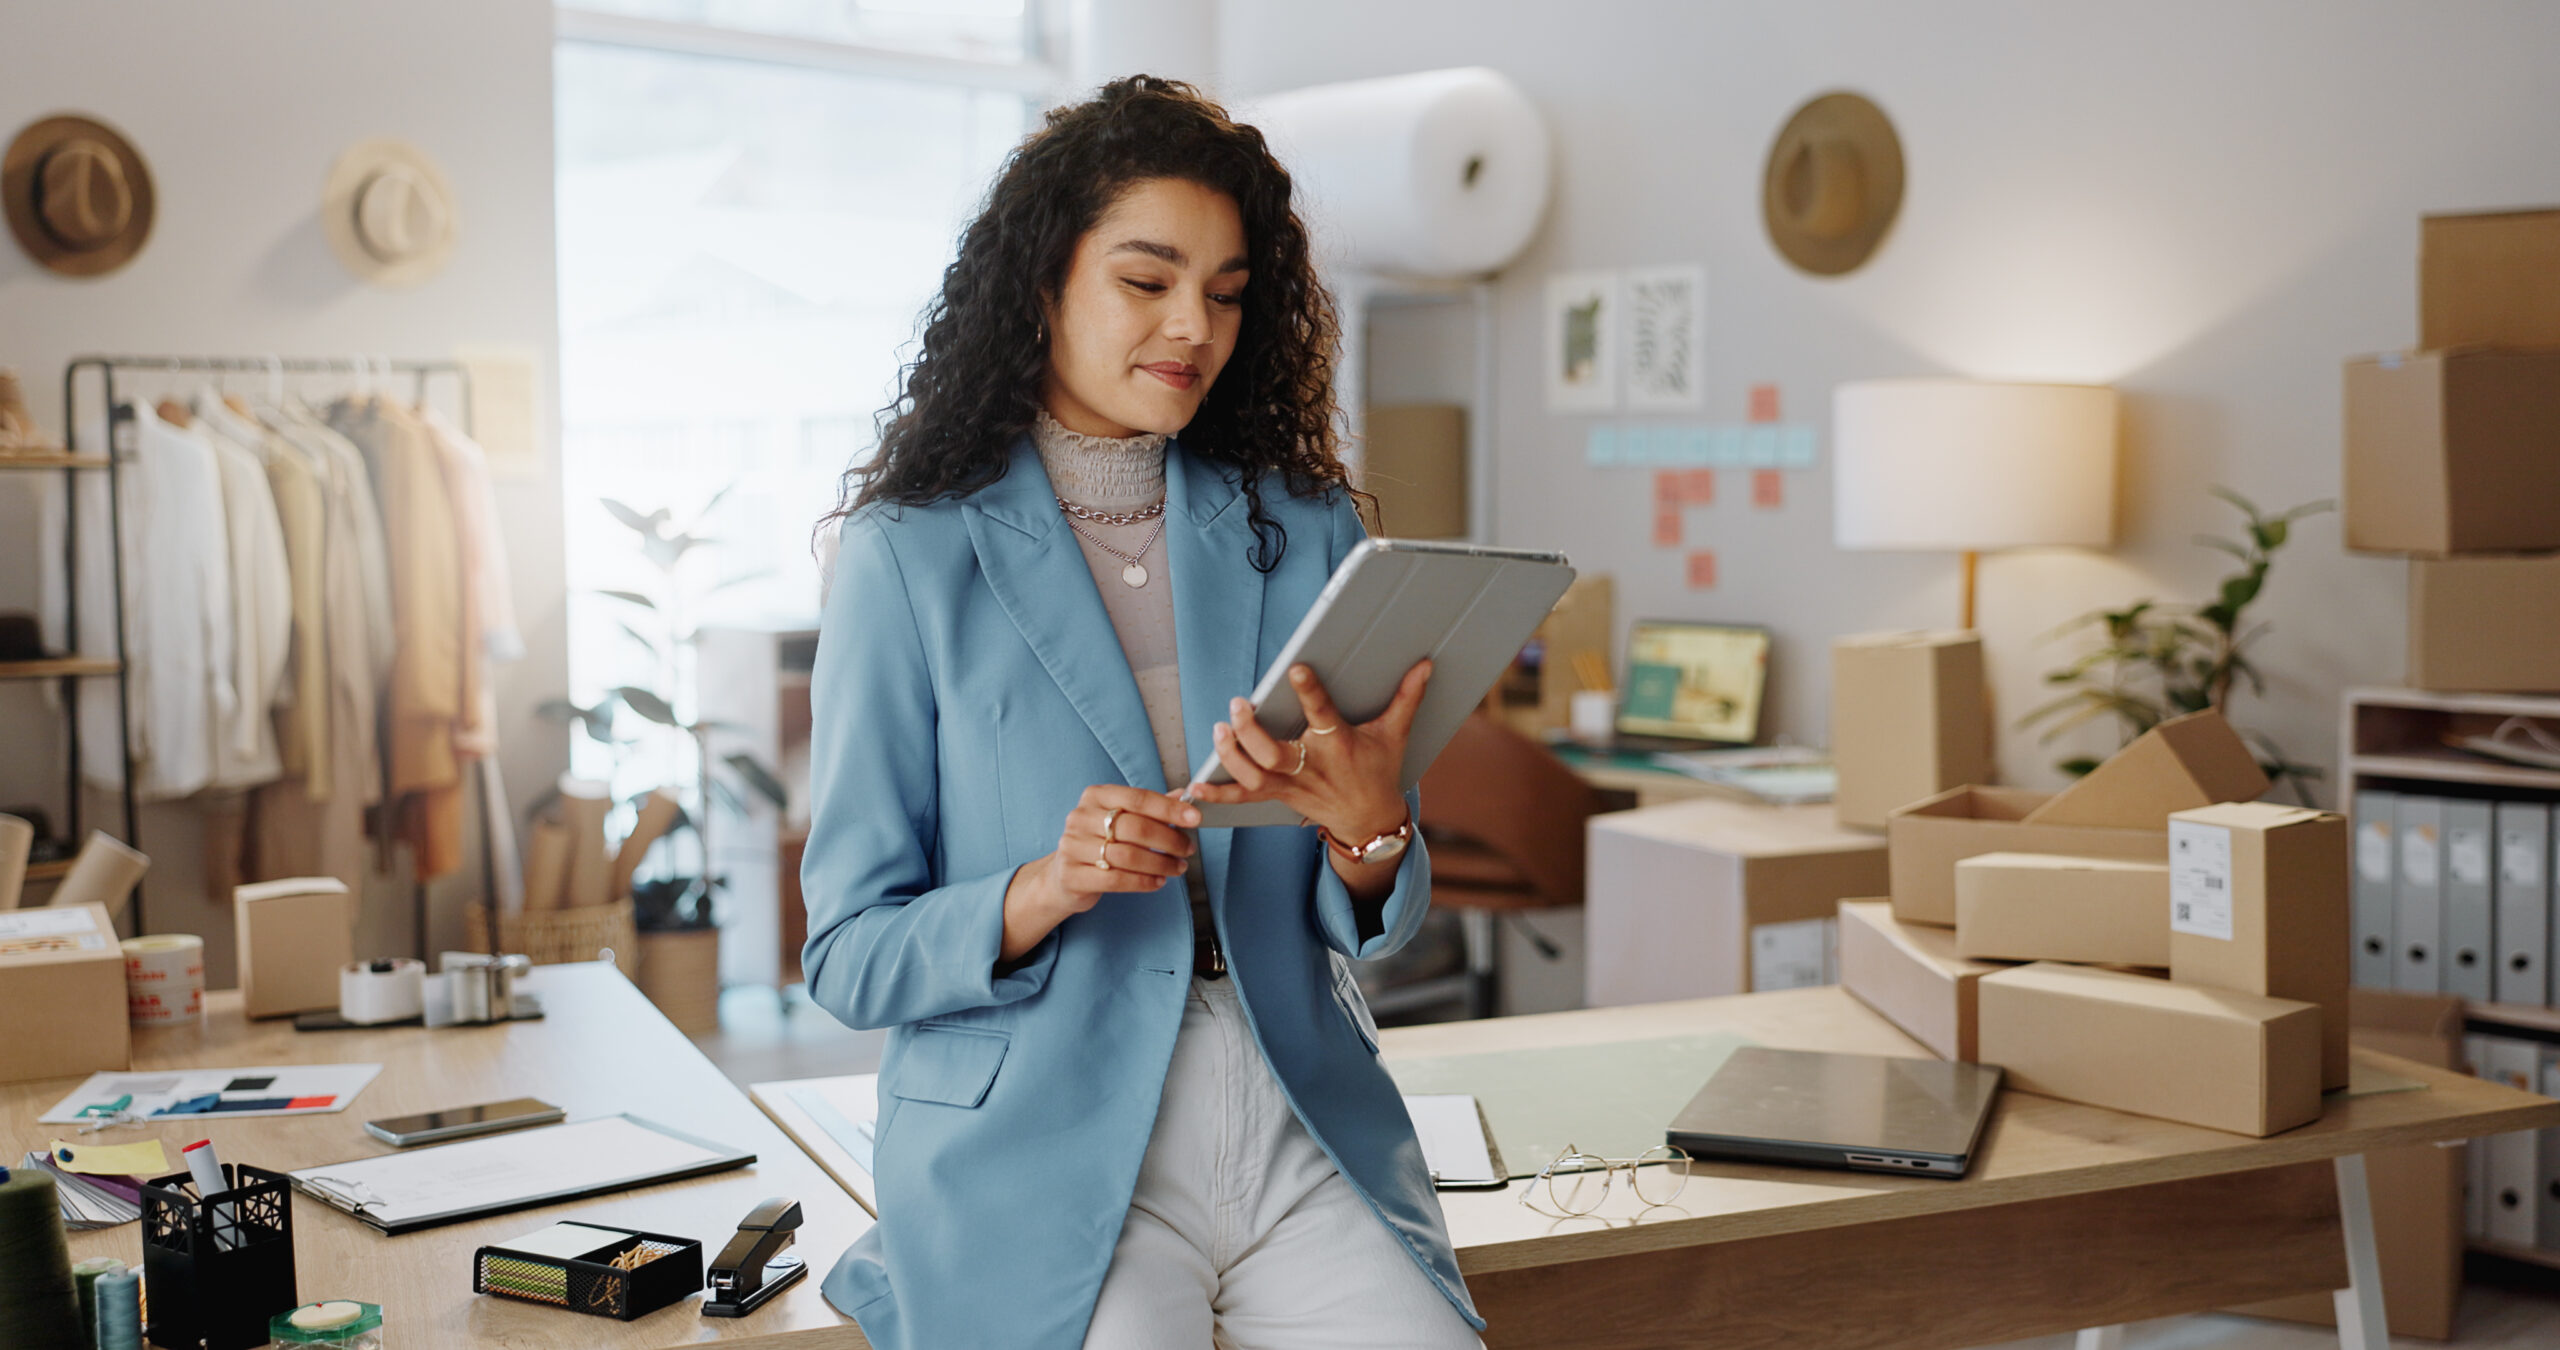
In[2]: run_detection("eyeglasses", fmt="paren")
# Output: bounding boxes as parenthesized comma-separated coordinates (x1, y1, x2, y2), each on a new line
(1519, 1143, 1691, 1215)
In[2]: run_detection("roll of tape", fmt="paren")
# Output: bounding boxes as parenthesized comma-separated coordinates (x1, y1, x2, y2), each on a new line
(121, 934, 204, 1027)
(337, 959, 426, 1025)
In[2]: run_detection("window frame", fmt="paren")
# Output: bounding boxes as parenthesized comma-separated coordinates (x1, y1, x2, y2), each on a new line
(555, 1, 1070, 97)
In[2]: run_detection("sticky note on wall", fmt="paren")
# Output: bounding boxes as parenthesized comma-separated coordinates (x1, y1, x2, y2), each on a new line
(1753, 468, 1784, 508)
(1687, 550, 1717, 589)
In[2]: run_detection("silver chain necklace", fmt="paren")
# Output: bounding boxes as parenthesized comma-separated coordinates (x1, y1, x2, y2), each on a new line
(1061, 510, 1166, 588)
(1055, 495, 1166, 527)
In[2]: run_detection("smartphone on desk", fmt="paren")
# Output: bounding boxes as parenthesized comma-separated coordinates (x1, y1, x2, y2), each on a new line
(364, 1097, 564, 1148)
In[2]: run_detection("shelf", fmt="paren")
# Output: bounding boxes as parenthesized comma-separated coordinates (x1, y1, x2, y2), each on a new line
(2465, 1001, 2560, 1037)
(2471, 1238, 2560, 1273)
(2346, 686, 2560, 719)
(2347, 751, 2560, 794)
(22, 859, 72, 883)
(0, 658, 121, 680)
(0, 450, 99, 469)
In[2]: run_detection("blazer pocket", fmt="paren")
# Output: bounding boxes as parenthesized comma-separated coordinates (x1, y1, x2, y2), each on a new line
(890, 1024, 1011, 1107)
(1328, 950, 1383, 1056)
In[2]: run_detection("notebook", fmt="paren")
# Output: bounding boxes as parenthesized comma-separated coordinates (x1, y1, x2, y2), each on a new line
(290, 1115, 752, 1234)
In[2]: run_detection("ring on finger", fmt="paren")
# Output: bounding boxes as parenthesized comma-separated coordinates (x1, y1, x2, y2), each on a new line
(1285, 740, 1309, 775)
(1307, 722, 1341, 736)
(1101, 807, 1123, 842)
(1092, 839, 1111, 869)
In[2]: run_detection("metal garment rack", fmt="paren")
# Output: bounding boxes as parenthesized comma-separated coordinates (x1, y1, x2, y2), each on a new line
(58, 355, 486, 946)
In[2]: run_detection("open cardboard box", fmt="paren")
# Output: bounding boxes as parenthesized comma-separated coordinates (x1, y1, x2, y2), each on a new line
(2023, 708, 2268, 829)
(1887, 785, 2167, 927)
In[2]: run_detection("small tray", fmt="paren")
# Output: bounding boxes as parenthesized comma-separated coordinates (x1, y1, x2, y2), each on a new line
(473, 1226, 703, 1320)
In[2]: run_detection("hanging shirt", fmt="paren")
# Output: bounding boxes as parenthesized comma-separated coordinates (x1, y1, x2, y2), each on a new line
(193, 393, 292, 790)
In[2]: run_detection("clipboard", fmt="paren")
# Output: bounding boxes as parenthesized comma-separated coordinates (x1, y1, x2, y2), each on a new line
(290, 1115, 753, 1235)
(1404, 1094, 1509, 1191)
(1189, 538, 1575, 827)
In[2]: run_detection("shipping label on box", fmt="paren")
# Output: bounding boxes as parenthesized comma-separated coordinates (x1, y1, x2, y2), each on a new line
(1751, 917, 1836, 991)
(2170, 818, 2235, 940)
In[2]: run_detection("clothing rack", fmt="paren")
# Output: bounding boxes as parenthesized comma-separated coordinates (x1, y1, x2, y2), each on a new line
(57, 355, 491, 952)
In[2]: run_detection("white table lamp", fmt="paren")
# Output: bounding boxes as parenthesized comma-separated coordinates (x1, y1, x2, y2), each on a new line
(1832, 379, 2119, 628)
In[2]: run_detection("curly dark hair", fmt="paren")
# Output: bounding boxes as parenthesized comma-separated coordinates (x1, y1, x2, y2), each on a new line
(818, 74, 1354, 571)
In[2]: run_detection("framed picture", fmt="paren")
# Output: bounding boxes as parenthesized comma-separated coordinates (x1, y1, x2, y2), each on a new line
(1623, 265, 1707, 412)
(1543, 270, 1619, 413)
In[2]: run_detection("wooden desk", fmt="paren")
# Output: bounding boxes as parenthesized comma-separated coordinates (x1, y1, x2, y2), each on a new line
(4, 963, 871, 1348)
(1559, 757, 1719, 809)
(757, 986, 2560, 1350)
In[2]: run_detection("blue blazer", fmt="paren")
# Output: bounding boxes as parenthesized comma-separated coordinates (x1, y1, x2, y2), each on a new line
(801, 432, 1483, 1349)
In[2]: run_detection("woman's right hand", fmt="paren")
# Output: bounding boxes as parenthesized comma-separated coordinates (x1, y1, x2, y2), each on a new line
(999, 785, 1201, 963)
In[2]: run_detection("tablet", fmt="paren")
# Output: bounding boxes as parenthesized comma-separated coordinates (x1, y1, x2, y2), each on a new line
(1188, 538, 1575, 827)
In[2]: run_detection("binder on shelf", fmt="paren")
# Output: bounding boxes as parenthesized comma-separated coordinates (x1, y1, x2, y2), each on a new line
(2540, 1049, 2560, 1251)
(2397, 797, 2446, 994)
(2464, 1034, 2491, 1240)
(2352, 790, 2398, 990)
(2444, 800, 2496, 1002)
(2494, 802, 2549, 1007)
(2481, 1036, 2541, 1249)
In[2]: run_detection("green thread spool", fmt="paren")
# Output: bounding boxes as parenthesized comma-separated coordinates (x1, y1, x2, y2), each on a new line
(94, 1267, 144, 1350)
(0, 1166, 86, 1350)
(72, 1258, 124, 1346)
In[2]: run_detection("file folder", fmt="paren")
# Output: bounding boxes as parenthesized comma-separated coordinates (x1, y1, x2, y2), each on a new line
(2396, 797, 2446, 993)
(2494, 801, 2549, 1006)
(2443, 800, 2495, 1001)
(2482, 1036, 2541, 1248)
(2352, 790, 2397, 989)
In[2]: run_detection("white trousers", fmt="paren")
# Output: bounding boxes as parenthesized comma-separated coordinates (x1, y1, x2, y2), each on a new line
(1082, 976, 1483, 1350)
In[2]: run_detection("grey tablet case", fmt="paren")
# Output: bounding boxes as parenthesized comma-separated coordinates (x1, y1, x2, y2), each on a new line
(1189, 538, 1574, 828)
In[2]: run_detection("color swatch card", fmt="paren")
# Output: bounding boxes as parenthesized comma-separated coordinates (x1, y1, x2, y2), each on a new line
(38, 1063, 382, 1124)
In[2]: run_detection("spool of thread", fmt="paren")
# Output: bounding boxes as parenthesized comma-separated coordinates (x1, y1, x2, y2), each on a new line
(121, 934, 205, 1026)
(72, 1258, 123, 1345)
(0, 1166, 86, 1350)
(338, 958, 426, 1025)
(93, 1267, 143, 1350)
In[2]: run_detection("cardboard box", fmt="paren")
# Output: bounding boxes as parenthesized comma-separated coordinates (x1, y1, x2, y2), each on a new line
(1362, 403, 1469, 540)
(1830, 631, 1991, 831)
(235, 877, 353, 1019)
(0, 904, 131, 1085)
(2024, 708, 2267, 829)
(2345, 349, 2560, 556)
(1886, 785, 2167, 927)
(2407, 552, 2560, 692)
(1585, 799, 1886, 1005)
(2235, 989, 2464, 1340)
(2168, 801, 2352, 1092)
(1977, 962, 2322, 1137)
(1953, 852, 2170, 967)
(1838, 900, 2008, 1061)
(2421, 207, 2560, 349)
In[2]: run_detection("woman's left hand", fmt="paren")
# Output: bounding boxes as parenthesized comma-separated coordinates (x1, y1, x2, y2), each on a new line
(1188, 659, 1431, 847)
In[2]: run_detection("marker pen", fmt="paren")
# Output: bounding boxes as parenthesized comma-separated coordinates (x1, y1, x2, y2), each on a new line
(182, 1139, 235, 1250)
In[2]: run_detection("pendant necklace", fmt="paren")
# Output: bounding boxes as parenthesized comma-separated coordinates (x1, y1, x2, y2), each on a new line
(1061, 507, 1166, 588)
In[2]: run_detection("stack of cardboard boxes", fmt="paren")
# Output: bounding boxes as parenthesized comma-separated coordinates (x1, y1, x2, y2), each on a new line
(1838, 708, 2360, 1139)
(2351, 208, 2560, 691)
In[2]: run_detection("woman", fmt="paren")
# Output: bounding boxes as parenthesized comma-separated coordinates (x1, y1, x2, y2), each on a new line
(802, 76, 1485, 1350)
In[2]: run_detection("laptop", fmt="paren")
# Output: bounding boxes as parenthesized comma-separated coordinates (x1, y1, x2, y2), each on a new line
(1666, 1047, 2003, 1179)
(1603, 620, 1771, 754)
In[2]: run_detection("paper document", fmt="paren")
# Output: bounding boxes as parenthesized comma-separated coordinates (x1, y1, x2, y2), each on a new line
(1403, 1095, 1503, 1188)
(787, 1075, 879, 1176)
(289, 1114, 750, 1234)
(39, 1064, 381, 1124)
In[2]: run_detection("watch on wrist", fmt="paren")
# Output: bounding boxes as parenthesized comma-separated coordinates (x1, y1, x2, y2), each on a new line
(1316, 815, 1413, 866)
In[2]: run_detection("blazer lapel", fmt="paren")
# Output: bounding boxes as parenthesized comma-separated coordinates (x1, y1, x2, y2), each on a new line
(964, 435, 1166, 793)
(1163, 444, 1267, 909)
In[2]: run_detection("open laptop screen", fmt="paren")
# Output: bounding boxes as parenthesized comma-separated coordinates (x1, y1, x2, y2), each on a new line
(1616, 621, 1769, 745)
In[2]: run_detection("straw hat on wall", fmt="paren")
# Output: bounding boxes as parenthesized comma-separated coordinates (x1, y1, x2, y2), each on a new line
(3, 113, 156, 277)
(323, 138, 458, 289)
(1762, 91, 1904, 277)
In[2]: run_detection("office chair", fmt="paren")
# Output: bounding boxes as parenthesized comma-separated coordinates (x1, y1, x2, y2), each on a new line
(1416, 710, 1606, 1019)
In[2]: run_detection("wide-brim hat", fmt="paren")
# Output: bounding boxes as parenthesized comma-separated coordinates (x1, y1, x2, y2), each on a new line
(3, 114, 156, 278)
(323, 138, 457, 289)
(1763, 91, 1904, 277)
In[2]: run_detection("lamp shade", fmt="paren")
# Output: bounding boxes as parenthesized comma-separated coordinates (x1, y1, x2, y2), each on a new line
(1832, 379, 2118, 552)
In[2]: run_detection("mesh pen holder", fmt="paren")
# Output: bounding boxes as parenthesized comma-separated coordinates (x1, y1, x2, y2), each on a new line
(140, 1162, 300, 1350)
(474, 1226, 704, 1320)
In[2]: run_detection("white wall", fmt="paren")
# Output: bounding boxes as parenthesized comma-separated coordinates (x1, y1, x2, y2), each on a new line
(1219, 0, 2560, 795)
(0, 1, 564, 981)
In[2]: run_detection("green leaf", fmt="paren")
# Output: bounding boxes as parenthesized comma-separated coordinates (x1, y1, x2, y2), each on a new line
(2194, 535, 2251, 561)
(2261, 518, 2289, 549)
(601, 497, 665, 538)
(2056, 756, 2103, 777)
(705, 569, 776, 595)
(612, 685, 679, 726)
(597, 588, 657, 611)
(615, 620, 661, 660)
(725, 753, 790, 810)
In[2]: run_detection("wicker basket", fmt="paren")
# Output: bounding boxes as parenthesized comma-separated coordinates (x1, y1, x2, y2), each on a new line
(636, 928, 721, 1036)
(465, 898, 640, 980)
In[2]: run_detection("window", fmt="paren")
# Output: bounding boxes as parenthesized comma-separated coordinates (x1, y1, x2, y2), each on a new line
(555, 14, 1039, 814)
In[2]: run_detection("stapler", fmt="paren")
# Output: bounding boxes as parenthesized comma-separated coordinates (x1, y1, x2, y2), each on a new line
(702, 1196, 806, 1318)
